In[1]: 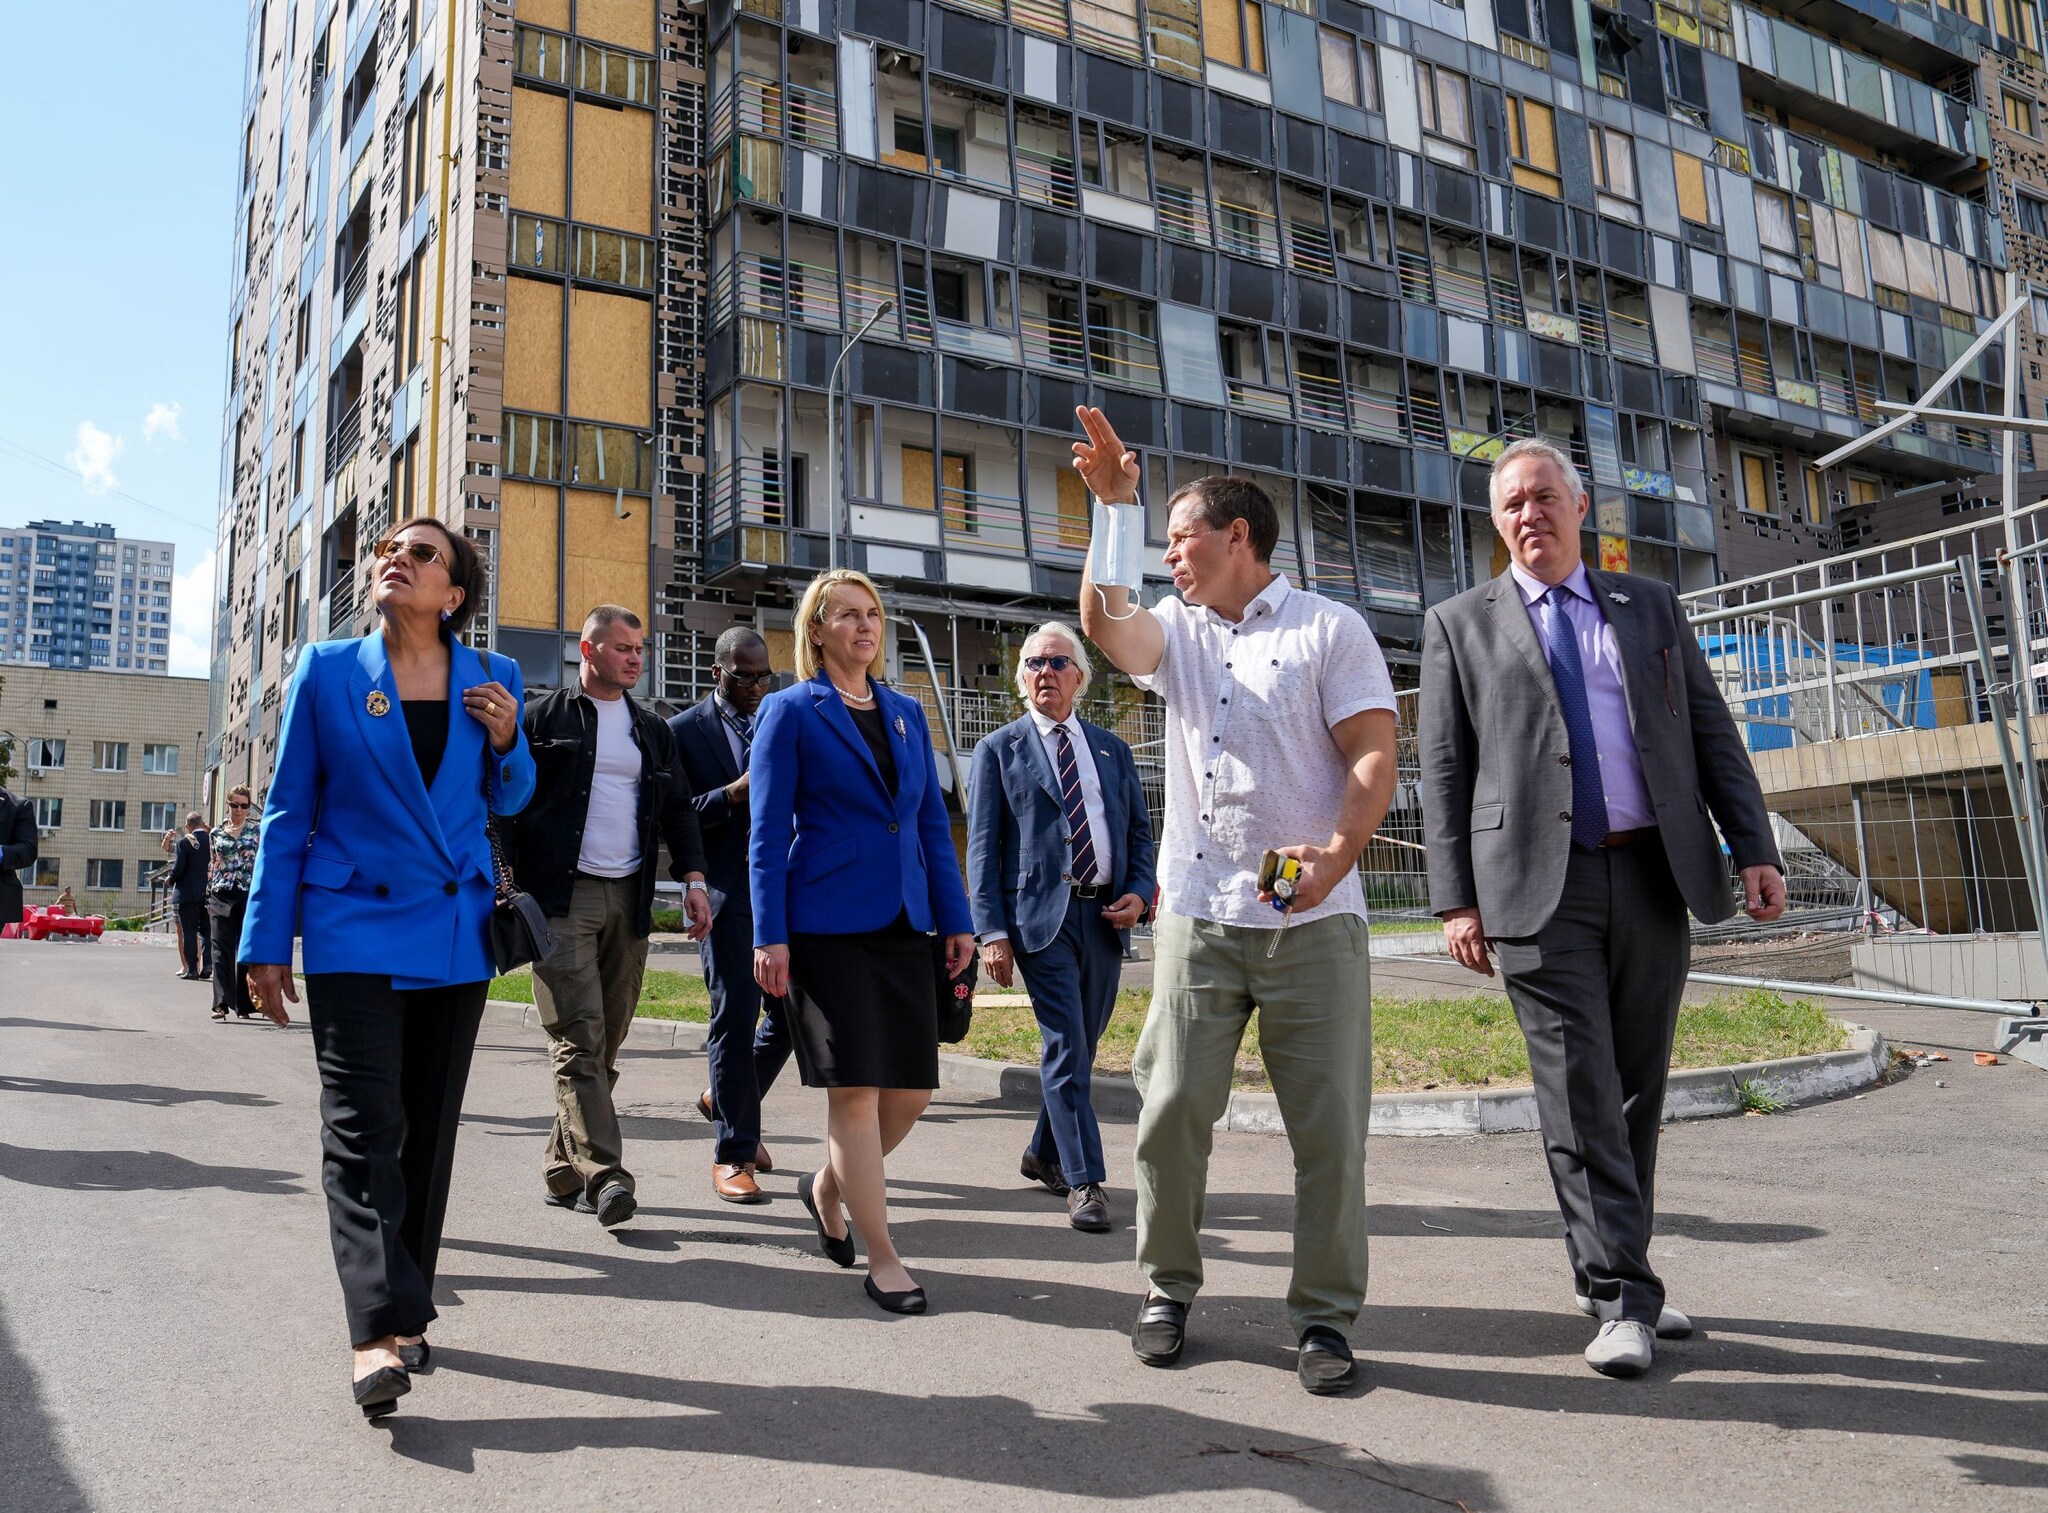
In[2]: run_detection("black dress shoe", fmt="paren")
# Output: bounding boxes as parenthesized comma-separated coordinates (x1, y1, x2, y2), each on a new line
(1066, 1183, 1112, 1233)
(397, 1338, 432, 1374)
(1019, 1151, 1071, 1197)
(544, 1189, 595, 1213)
(352, 1364, 410, 1420)
(1131, 1295, 1188, 1367)
(797, 1172, 857, 1267)
(1296, 1326, 1358, 1396)
(595, 1181, 637, 1228)
(864, 1274, 928, 1315)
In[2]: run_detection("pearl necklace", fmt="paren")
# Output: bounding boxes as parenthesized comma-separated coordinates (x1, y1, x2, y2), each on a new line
(830, 677, 876, 705)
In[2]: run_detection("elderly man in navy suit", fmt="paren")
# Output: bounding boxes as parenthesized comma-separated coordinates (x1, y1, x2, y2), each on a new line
(969, 622, 1156, 1232)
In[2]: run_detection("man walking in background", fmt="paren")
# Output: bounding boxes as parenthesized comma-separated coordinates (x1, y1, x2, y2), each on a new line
(165, 811, 212, 980)
(1420, 437, 1785, 1378)
(0, 779, 37, 929)
(669, 627, 795, 1205)
(967, 622, 1154, 1234)
(512, 605, 712, 1229)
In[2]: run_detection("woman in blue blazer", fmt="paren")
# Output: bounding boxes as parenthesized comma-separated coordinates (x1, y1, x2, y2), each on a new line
(242, 517, 534, 1420)
(751, 568, 973, 1315)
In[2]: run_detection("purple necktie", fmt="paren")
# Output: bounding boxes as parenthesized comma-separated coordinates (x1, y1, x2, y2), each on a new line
(1542, 587, 1611, 850)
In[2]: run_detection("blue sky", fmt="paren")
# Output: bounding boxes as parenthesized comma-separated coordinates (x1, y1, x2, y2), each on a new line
(0, 5, 248, 675)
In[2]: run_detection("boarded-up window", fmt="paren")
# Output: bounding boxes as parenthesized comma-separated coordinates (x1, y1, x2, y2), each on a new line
(1202, 0, 1242, 66)
(1673, 152, 1716, 224)
(902, 445, 937, 511)
(1738, 449, 1776, 516)
(1754, 187, 1797, 254)
(1866, 227, 1908, 292)
(1507, 97, 1560, 196)
(1056, 461, 1090, 546)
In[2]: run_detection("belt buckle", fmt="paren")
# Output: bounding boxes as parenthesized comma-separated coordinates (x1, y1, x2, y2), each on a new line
(1073, 883, 1103, 898)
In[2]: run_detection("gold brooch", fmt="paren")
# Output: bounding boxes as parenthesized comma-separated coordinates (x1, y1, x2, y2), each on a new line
(366, 690, 391, 717)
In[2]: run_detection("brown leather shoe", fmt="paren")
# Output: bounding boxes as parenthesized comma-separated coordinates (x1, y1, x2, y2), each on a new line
(700, 1089, 774, 1172)
(713, 1163, 767, 1203)
(753, 1142, 774, 1173)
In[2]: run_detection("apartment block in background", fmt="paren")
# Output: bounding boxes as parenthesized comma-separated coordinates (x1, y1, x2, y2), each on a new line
(0, 521, 175, 674)
(0, 667, 211, 916)
(218, 0, 2048, 800)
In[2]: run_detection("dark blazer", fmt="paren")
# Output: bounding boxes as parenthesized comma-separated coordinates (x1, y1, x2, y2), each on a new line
(243, 633, 536, 989)
(669, 694, 751, 909)
(1419, 568, 1781, 938)
(0, 786, 37, 926)
(749, 673, 974, 947)
(966, 714, 1156, 956)
(167, 829, 211, 905)
(509, 684, 707, 936)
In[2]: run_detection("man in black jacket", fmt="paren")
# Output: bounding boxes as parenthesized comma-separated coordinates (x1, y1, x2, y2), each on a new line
(668, 626, 793, 1204)
(511, 605, 712, 1228)
(164, 812, 212, 979)
(0, 783, 38, 929)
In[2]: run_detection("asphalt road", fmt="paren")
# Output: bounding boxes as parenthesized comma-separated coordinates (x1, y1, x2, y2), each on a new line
(2, 938, 2043, 1512)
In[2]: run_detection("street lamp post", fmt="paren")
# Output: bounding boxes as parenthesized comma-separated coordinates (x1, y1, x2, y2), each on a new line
(825, 299, 896, 571)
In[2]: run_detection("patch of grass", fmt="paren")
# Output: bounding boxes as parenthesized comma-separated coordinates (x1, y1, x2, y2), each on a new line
(959, 985, 1846, 1094)
(1734, 1077, 1789, 1115)
(1367, 918, 1444, 937)
(489, 968, 711, 1023)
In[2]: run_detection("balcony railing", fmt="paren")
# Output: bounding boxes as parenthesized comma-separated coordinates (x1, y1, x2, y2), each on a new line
(340, 252, 370, 314)
(1295, 372, 1348, 430)
(1350, 388, 1408, 443)
(708, 457, 793, 533)
(1229, 380, 1293, 421)
(1436, 264, 1491, 321)
(325, 396, 365, 473)
(1011, 0, 1070, 39)
(1490, 275, 1527, 328)
(1156, 183, 1212, 245)
(1736, 344, 1773, 394)
(935, 318, 1019, 364)
(709, 251, 789, 324)
(1578, 306, 1609, 354)
(1694, 333, 1739, 387)
(1015, 147, 1079, 211)
(1026, 495, 1091, 558)
(1409, 389, 1449, 450)
(1287, 220, 1337, 279)
(1021, 312, 1088, 372)
(709, 73, 842, 155)
(1214, 198, 1280, 263)
(1816, 373, 1855, 416)
(942, 484, 1028, 554)
(1087, 325, 1163, 392)
(1396, 249, 1433, 304)
(1609, 310, 1657, 365)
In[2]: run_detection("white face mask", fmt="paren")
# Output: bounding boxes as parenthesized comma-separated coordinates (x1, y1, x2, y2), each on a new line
(1088, 500, 1146, 591)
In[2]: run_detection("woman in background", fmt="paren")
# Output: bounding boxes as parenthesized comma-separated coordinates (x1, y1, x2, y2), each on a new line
(207, 786, 260, 1020)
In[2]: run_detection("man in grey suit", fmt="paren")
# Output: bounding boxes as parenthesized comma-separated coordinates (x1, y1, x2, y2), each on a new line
(1420, 437, 1786, 1378)
(968, 622, 1156, 1233)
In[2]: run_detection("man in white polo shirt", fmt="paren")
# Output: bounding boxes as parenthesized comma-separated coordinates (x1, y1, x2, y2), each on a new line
(1074, 406, 1399, 1396)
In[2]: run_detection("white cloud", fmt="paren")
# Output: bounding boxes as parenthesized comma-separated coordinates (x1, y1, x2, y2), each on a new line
(67, 421, 124, 494)
(168, 548, 216, 679)
(143, 402, 185, 444)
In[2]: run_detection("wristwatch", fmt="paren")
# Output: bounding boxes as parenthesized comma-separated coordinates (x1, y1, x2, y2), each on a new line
(685, 880, 709, 895)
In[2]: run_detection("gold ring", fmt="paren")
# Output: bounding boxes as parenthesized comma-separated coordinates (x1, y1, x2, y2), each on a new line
(485, 700, 498, 715)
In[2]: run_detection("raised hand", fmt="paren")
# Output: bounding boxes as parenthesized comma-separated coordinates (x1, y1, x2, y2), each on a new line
(1072, 406, 1140, 504)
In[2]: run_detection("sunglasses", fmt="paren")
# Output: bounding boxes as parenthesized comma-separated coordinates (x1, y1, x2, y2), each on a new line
(371, 537, 448, 569)
(228, 801, 251, 811)
(724, 669, 776, 686)
(1024, 655, 1075, 672)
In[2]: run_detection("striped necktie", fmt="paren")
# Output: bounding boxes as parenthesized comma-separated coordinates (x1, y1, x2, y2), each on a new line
(1052, 724, 1100, 884)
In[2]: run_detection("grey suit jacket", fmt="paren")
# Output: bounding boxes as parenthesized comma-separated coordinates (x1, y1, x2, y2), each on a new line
(1419, 568, 1780, 938)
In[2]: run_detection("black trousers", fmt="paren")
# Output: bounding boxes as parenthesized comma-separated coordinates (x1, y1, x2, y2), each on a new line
(1495, 842, 1690, 1326)
(176, 899, 211, 975)
(700, 906, 794, 1165)
(306, 973, 488, 1346)
(208, 893, 253, 1013)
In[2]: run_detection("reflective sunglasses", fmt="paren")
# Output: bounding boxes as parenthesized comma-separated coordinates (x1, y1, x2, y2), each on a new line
(1023, 655, 1075, 672)
(227, 801, 251, 811)
(371, 537, 448, 570)
(724, 669, 776, 686)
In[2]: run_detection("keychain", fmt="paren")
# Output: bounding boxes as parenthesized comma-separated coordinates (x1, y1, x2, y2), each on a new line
(1256, 850, 1302, 959)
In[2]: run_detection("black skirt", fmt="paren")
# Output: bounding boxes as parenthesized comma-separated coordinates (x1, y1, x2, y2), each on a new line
(787, 914, 939, 1089)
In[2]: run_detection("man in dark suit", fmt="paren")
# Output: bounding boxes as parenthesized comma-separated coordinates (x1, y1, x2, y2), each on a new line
(1421, 437, 1787, 1378)
(165, 811, 213, 979)
(0, 782, 37, 928)
(968, 622, 1156, 1233)
(670, 626, 794, 1204)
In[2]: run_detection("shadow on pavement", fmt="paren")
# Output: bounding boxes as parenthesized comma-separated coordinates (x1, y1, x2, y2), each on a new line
(0, 1017, 144, 1034)
(0, 1076, 277, 1108)
(1953, 1453, 2048, 1487)
(0, 1303, 90, 1511)
(392, 1350, 1498, 1509)
(0, 1142, 305, 1196)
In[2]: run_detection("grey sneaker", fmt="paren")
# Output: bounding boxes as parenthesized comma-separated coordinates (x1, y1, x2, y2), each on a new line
(1585, 1319, 1655, 1377)
(1575, 1293, 1694, 1339)
(595, 1181, 637, 1229)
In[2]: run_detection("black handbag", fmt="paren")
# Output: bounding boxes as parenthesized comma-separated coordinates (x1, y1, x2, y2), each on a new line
(934, 938, 977, 1044)
(474, 647, 557, 976)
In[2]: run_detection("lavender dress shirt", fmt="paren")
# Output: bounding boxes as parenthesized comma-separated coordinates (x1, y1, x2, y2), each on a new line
(1507, 562, 1655, 832)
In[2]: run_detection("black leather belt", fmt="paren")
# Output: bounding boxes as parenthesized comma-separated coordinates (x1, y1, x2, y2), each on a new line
(1574, 827, 1656, 854)
(1071, 883, 1106, 898)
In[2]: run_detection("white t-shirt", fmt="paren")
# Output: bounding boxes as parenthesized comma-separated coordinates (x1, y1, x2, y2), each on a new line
(576, 693, 643, 877)
(1131, 573, 1396, 926)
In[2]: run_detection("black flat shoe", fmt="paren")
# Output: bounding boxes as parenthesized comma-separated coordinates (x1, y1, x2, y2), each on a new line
(1296, 1326, 1359, 1396)
(864, 1274, 927, 1315)
(797, 1172, 856, 1268)
(397, 1339, 432, 1373)
(1132, 1295, 1188, 1367)
(352, 1364, 410, 1420)
(543, 1189, 594, 1213)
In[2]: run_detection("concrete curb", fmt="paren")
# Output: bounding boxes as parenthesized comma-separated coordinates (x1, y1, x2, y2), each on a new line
(484, 1001, 1889, 1137)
